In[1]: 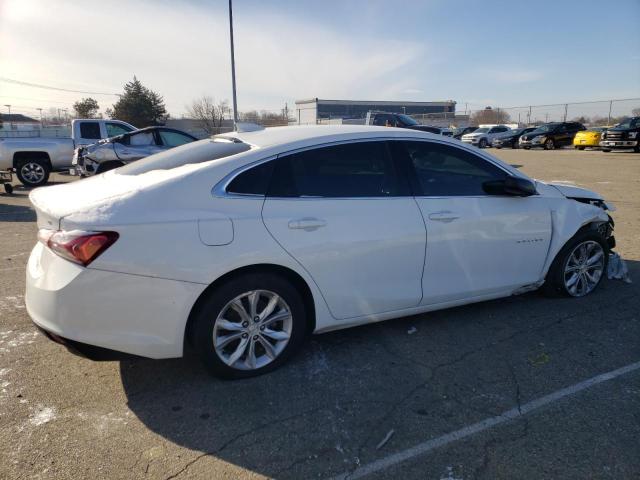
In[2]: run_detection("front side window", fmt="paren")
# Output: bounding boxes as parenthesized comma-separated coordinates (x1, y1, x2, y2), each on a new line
(79, 122, 101, 139)
(158, 130, 195, 147)
(269, 141, 408, 198)
(401, 141, 507, 196)
(106, 122, 133, 137)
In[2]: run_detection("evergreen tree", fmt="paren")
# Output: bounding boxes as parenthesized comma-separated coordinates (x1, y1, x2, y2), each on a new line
(109, 76, 168, 127)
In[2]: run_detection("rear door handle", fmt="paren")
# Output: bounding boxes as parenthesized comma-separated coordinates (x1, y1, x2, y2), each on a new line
(428, 211, 460, 223)
(288, 217, 327, 231)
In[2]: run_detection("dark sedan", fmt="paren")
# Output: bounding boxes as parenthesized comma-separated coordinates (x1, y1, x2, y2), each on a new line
(492, 127, 538, 149)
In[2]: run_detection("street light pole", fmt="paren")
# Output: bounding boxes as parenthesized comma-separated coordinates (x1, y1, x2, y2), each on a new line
(228, 0, 239, 129)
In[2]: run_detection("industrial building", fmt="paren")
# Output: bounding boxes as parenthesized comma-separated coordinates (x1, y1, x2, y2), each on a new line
(294, 98, 456, 124)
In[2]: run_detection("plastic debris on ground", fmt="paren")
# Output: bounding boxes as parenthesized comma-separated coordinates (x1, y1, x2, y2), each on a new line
(607, 252, 632, 284)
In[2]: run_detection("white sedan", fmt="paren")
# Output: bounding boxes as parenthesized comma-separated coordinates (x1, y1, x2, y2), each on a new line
(26, 125, 615, 378)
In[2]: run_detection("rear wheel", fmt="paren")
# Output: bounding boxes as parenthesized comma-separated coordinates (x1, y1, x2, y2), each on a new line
(542, 230, 608, 297)
(16, 158, 50, 188)
(191, 273, 308, 379)
(478, 138, 488, 148)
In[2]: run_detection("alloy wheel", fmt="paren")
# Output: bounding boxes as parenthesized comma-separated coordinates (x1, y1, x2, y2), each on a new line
(212, 290, 293, 370)
(545, 139, 555, 150)
(20, 162, 45, 184)
(563, 241, 605, 297)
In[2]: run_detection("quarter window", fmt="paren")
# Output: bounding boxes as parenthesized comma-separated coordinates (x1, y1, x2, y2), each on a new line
(269, 142, 408, 198)
(401, 141, 507, 196)
(227, 161, 274, 195)
(159, 130, 195, 147)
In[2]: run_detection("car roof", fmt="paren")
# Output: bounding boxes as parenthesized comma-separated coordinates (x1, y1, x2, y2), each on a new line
(217, 125, 440, 149)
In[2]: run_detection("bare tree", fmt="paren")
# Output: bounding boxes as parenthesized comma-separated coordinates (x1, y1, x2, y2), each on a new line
(470, 107, 511, 126)
(186, 96, 229, 134)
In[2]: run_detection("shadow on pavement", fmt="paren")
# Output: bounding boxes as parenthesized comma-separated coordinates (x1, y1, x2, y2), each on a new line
(0, 202, 36, 222)
(120, 261, 639, 479)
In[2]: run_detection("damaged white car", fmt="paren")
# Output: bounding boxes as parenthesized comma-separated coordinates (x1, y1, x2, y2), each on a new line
(73, 126, 197, 176)
(26, 125, 618, 379)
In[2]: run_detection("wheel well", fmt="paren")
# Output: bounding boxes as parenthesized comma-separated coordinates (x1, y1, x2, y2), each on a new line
(13, 151, 52, 171)
(96, 161, 125, 173)
(184, 264, 317, 348)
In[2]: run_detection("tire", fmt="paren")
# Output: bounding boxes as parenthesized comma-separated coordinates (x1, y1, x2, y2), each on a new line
(191, 273, 308, 379)
(3, 183, 13, 194)
(602, 149, 611, 153)
(542, 229, 608, 298)
(512, 142, 519, 149)
(16, 158, 50, 188)
(634, 145, 640, 153)
(576, 146, 585, 150)
(478, 138, 488, 148)
(523, 146, 531, 150)
(544, 138, 555, 150)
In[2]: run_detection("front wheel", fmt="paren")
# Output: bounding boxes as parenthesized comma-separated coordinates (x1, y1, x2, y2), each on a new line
(478, 138, 488, 148)
(602, 149, 611, 153)
(191, 273, 308, 379)
(544, 138, 555, 150)
(542, 230, 608, 297)
(16, 158, 50, 188)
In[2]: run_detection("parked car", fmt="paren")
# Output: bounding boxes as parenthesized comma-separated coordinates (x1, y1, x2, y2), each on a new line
(461, 125, 511, 148)
(27, 125, 616, 378)
(492, 127, 538, 149)
(453, 126, 478, 140)
(573, 127, 608, 150)
(367, 112, 451, 135)
(519, 122, 586, 150)
(0, 119, 135, 187)
(600, 117, 640, 153)
(74, 127, 198, 176)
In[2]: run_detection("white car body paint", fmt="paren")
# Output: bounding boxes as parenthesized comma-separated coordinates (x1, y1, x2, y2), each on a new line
(25, 125, 614, 359)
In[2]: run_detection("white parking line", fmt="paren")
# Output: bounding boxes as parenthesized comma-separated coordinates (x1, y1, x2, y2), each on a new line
(330, 360, 640, 480)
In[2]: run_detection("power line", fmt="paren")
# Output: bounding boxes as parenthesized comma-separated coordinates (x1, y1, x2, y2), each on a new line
(0, 77, 119, 96)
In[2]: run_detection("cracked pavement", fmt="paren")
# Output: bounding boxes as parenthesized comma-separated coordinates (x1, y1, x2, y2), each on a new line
(1, 149, 639, 479)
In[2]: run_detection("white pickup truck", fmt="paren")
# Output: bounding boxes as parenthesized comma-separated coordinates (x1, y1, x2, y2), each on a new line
(0, 119, 135, 187)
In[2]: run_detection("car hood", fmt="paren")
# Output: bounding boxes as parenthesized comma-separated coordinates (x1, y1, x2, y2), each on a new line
(494, 132, 517, 139)
(546, 182, 603, 201)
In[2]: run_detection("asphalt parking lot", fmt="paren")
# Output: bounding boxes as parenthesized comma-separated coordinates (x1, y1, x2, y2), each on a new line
(1, 148, 639, 480)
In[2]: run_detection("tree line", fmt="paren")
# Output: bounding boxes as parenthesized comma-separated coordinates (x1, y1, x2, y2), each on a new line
(71, 76, 290, 133)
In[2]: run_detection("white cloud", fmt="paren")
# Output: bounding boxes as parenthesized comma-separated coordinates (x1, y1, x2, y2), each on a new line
(0, 0, 425, 115)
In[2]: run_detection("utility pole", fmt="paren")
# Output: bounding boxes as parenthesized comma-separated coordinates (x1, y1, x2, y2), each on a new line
(563, 104, 568, 122)
(37, 108, 43, 129)
(3, 104, 11, 130)
(527, 106, 532, 125)
(228, 0, 239, 128)
(607, 100, 613, 125)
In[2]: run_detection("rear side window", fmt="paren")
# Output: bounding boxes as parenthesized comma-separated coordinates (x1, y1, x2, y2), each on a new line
(106, 122, 133, 137)
(227, 161, 274, 195)
(401, 141, 506, 196)
(79, 122, 101, 139)
(269, 141, 408, 198)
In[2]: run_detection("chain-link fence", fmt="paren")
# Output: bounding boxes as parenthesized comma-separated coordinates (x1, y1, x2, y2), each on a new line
(411, 98, 640, 128)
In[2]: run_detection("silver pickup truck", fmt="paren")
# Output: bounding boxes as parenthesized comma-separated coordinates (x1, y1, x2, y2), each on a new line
(0, 119, 135, 187)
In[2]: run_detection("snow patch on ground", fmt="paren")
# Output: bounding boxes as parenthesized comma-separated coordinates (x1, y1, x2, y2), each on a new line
(0, 330, 38, 353)
(0, 295, 25, 312)
(29, 406, 56, 426)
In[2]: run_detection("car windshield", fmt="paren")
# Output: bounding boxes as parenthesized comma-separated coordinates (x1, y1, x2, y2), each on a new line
(587, 127, 605, 132)
(117, 138, 251, 175)
(473, 128, 490, 133)
(397, 114, 419, 126)
(532, 123, 560, 133)
(614, 118, 638, 129)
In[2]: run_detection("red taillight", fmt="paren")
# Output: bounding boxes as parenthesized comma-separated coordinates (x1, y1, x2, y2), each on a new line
(39, 229, 119, 266)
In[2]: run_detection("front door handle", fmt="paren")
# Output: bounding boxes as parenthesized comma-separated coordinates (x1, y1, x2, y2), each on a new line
(288, 217, 327, 231)
(428, 211, 460, 223)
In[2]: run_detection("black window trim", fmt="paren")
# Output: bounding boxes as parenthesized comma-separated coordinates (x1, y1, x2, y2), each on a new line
(214, 137, 516, 200)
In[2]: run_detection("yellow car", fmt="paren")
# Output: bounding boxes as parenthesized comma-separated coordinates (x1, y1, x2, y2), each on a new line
(573, 127, 608, 150)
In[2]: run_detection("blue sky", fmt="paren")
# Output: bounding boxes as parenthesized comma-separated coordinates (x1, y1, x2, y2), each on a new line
(1, 0, 638, 117)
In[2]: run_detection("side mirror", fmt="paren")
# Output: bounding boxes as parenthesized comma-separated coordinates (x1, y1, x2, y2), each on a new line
(483, 176, 537, 197)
